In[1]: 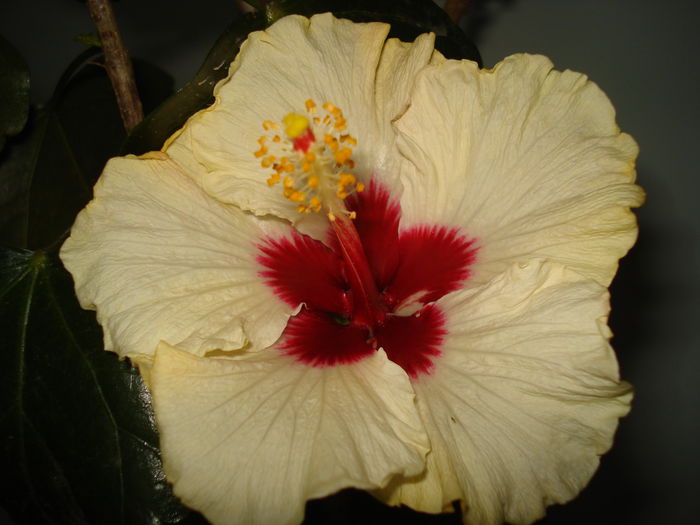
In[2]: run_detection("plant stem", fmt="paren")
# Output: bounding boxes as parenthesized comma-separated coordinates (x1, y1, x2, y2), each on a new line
(86, 0, 143, 132)
(444, 0, 472, 24)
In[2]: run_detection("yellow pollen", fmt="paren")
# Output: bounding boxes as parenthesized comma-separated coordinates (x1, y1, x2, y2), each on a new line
(283, 176, 294, 188)
(305, 99, 317, 113)
(310, 197, 321, 211)
(339, 172, 356, 187)
(305, 151, 316, 162)
(324, 134, 338, 151)
(289, 191, 306, 203)
(302, 161, 312, 172)
(262, 120, 278, 130)
(335, 147, 352, 165)
(308, 175, 320, 188)
(296, 204, 309, 213)
(261, 155, 275, 168)
(273, 135, 281, 143)
(340, 134, 357, 146)
(356, 182, 365, 192)
(323, 102, 337, 113)
(283, 113, 309, 139)
(267, 173, 280, 186)
(254, 145, 268, 158)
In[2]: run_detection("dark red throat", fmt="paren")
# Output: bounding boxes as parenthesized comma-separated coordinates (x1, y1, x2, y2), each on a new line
(257, 180, 478, 378)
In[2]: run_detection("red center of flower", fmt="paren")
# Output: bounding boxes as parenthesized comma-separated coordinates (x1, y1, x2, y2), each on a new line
(257, 181, 478, 377)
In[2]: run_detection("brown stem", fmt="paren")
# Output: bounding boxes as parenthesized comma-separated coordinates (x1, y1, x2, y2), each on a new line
(444, 0, 472, 24)
(86, 0, 143, 132)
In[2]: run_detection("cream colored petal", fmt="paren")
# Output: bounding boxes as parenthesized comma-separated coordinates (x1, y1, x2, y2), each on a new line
(150, 342, 429, 525)
(172, 14, 435, 228)
(375, 260, 631, 525)
(60, 153, 293, 360)
(396, 54, 644, 286)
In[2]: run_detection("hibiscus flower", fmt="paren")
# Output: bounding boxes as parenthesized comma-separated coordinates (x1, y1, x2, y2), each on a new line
(60, 13, 643, 525)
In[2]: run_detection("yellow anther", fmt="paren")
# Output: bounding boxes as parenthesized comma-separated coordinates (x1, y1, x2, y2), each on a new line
(356, 182, 365, 192)
(305, 151, 316, 162)
(296, 204, 309, 213)
(308, 175, 320, 188)
(323, 102, 337, 113)
(339, 173, 356, 187)
(340, 134, 357, 146)
(305, 99, 317, 113)
(337, 189, 349, 199)
(324, 134, 338, 151)
(267, 173, 281, 186)
(257, 136, 267, 145)
(335, 147, 352, 166)
(310, 197, 321, 212)
(334, 117, 347, 131)
(302, 161, 312, 172)
(273, 135, 281, 143)
(283, 113, 309, 139)
(289, 191, 306, 203)
(283, 176, 294, 188)
(262, 120, 278, 130)
(261, 155, 276, 168)
(313, 117, 321, 125)
(254, 145, 268, 158)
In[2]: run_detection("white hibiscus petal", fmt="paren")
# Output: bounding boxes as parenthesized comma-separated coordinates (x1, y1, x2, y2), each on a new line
(172, 14, 435, 228)
(376, 260, 631, 525)
(150, 342, 429, 525)
(396, 54, 643, 286)
(60, 153, 293, 360)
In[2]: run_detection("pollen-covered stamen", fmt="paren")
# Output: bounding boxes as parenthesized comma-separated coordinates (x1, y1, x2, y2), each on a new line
(255, 100, 386, 329)
(255, 99, 364, 216)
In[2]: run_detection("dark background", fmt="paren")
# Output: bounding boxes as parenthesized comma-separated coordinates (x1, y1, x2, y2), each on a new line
(1, 0, 698, 524)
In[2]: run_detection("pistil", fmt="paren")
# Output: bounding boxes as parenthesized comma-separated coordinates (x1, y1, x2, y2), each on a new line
(256, 100, 386, 329)
(329, 211, 387, 330)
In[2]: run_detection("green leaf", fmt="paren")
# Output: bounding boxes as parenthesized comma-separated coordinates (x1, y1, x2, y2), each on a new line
(0, 248, 206, 524)
(74, 33, 103, 48)
(0, 49, 173, 250)
(0, 35, 30, 153)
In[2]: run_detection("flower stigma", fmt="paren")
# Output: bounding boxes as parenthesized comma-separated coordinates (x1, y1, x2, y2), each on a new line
(255, 99, 364, 217)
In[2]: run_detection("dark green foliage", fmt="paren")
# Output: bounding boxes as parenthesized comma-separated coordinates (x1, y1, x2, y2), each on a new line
(0, 248, 206, 525)
(0, 36, 30, 153)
